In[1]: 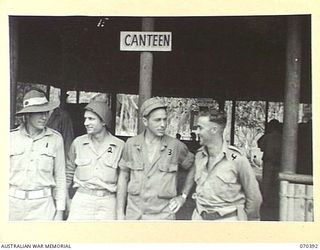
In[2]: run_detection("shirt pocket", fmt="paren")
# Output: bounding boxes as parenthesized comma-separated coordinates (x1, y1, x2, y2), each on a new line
(99, 156, 118, 183)
(157, 163, 178, 199)
(38, 149, 56, 173)
(10, 147, 27, 176)
(216, 171, 237, 184)
(127, 162, 144, 196)
(10, 147, 25, 171)
(75, 158, 93, 181)
(215, 171, 239, 202)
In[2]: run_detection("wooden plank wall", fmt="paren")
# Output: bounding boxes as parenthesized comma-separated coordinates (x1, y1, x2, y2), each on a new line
(279, 180, 314, 221)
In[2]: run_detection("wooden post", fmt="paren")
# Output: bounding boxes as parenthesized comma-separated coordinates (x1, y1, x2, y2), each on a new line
(265, 101, 269, 127)
(110, 92, 117, 134)
(138, 17, 154, 133)
(280, 16, 302, 174)
(76, 90, 80, 104)
(46, 85, 51, 100)
(230, 100, 236, 145)
(9, 18, 19, 129)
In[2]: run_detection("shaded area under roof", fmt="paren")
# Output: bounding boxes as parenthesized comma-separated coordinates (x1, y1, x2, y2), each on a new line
(13, 15, 311, 102)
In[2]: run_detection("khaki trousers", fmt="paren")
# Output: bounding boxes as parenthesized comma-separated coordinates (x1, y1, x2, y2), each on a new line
(68, 190, 116, 220)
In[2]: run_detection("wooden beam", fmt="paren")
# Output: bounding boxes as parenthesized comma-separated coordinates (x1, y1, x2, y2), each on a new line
(9, 18, 19, 129)
(278, 172, 313, 185)
(138, 17, 154, 133)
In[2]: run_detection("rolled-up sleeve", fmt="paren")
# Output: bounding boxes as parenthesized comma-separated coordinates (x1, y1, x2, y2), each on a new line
(237, 157, 262, 220)
(177, 142, 194, 170)
(53, 135, 66, 211)
(118, 142, 131, 172)
(113, 141, 124, 169)
(66, 140, 77, 187)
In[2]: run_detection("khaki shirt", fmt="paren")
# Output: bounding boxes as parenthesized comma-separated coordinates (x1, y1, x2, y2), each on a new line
(66, 133, 124, 192)
(194, 144, 262, 220)
(10, 124, 66, 210)
(119, 133, 194, 220)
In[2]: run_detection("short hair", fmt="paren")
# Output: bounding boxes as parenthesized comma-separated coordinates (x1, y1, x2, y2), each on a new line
(200, 109, 227, 128)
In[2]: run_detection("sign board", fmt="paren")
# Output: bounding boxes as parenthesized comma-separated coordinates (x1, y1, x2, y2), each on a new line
(120, 31, 172, 51)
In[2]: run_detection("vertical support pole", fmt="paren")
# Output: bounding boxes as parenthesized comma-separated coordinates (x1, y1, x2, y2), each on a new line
(218, 99, 225, 112)
(281, 16, 302, 174)
(9, 18, 19, 129)
(46, 85, 51, 100)
(265, 101, 269, 125)
(138, 17, 154, 133)
(60, 88, 67, 108)
(110, 92, 117, 135)
(230, 100, 236, 145)
(76, 90, 80, 104)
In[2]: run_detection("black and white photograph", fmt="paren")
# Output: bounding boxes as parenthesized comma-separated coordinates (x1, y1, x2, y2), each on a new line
(2, 0, 319, 245)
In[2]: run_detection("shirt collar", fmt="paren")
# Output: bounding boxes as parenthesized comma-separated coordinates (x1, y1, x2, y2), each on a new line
(134, 130, 168, 151)
(197, 141, 228, 158)
(19, 123, 53, 138)
(82, 133, 117, 147)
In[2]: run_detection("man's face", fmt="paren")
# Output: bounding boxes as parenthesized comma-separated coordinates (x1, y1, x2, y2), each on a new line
(84, 110, 105, 135)
(26, 112, 49, 131)
(143, 108, 167, 137)
(197, 116, 217, 146)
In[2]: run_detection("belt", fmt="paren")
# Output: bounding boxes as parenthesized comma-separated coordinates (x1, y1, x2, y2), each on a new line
(200, 210, 237, 220)
(9, 187, 52, 200)
(77, 187, 114, 197)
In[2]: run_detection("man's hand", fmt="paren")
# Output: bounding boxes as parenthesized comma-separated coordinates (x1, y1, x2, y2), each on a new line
(169, 195, 186, 214)
(54, 210, 64, 221)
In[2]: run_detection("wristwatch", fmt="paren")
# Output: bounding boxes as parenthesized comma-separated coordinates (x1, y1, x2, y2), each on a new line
(181, 193, 188, 200)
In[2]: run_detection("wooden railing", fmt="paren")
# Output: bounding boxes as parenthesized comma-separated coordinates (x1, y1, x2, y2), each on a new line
(279, 173, 313, 221)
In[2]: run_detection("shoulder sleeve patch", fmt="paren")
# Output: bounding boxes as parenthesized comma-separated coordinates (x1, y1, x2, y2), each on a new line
(226, 145, 245, 161)
(47, 127, 62, 137)
(228, 145, 243, 155)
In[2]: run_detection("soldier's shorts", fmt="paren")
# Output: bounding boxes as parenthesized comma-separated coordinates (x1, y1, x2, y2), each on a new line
(9, 195, 56, 221)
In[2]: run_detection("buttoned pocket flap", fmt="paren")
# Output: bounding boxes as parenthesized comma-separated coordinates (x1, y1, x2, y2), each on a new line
(40, 149, 56, 158)
(216, 171, 237, 184)
(103, 157, 117, 169)
(10, 147, 25, 156)
(159, 163, 178, 173)
(75, 158, 92, 166)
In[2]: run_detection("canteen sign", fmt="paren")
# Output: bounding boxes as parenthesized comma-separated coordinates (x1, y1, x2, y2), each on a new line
(120, 31, 172, 51)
